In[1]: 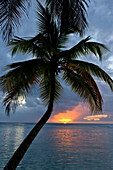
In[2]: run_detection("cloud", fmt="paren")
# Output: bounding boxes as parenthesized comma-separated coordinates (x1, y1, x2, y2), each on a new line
(83, 115, 108, 121)
(49, 103, 89, 123)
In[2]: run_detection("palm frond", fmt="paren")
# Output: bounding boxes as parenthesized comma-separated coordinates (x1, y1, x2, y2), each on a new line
(0, 0, 31, 42)
(36, 1, 59, 47)
(8, 34, 53, 60)
(62, 68, 103, 112)
(39, 73, 62, 105)
(69, 60, 113, 91)
(59, 36, 108, 61)
(46, 0, 90, 35)
(0, 59, 46, 114)
(8, 35, 43, 57)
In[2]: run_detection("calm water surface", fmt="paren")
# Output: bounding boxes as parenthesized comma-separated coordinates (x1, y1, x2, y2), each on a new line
(0, 123, 113, 170)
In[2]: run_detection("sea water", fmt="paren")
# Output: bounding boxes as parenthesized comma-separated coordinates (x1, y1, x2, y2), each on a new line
(0, 123, 113, 170)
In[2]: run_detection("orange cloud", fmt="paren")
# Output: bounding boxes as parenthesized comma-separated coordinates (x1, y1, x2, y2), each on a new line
(84, 114, 108, 121)
(49, 103, 89, 123)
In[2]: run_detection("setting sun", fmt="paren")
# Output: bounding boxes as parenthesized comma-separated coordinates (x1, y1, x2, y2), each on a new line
(48, 104, 89, 123)
(59, 119, 72, 124)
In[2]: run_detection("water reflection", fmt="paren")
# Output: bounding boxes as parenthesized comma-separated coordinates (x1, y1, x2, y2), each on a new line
(0, 123, 25, 169)
(56, 129, 73, 149)
(49, 125, 113, 168)
(14, 125, 24, 151)
(2, 126, 13, 159)
(1, 124, 113, 170)
(53, 125, 109, 152)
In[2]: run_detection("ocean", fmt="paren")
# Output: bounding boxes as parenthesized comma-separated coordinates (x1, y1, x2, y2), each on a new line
(0, 123, 113, 170)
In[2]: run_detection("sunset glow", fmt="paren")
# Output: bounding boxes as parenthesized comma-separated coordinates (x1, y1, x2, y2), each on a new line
(84, 115, 108, 121)
(59, 119, 72, 124)
(48, 103, 110, 123)
(49, 103, 89, 123)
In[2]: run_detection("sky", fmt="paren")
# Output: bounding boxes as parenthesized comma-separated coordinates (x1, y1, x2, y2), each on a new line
(0, 0, 113, 123)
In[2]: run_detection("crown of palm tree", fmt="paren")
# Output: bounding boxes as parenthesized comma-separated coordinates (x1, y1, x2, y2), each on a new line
(0, 1, 113, 114)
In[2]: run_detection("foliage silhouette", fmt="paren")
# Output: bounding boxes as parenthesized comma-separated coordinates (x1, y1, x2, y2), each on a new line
(0, 0, 89, 41)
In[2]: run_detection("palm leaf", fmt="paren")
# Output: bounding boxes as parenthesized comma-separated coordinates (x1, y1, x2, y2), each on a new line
(8, 35, 43, 56)
(69, 60, 113, 90)
(36, 1, 59, 47)
(46, 0, 90, 35)
(59, 36, 108, 61)
(39, 73, 62, 104)
(0, 59, 46, 114)
(8, 34, 54, 60)
(0, 0, 31, 42)
(62, 68, 103, 112)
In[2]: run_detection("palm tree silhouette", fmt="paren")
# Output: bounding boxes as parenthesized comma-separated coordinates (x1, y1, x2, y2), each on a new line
(1, 1, 113, 170)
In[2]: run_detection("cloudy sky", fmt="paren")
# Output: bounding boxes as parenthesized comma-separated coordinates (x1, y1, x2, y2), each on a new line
(0, 0, 113, 123)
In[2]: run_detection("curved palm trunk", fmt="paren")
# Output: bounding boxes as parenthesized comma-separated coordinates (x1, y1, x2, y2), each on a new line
(4, 72, 55, 170)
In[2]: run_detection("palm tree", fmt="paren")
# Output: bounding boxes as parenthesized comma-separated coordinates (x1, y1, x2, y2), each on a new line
(1, 1, 113, 170)
(0, 0, 89, 41)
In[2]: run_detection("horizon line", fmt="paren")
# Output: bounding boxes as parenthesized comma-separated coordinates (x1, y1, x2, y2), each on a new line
(0, 121, 113, 124)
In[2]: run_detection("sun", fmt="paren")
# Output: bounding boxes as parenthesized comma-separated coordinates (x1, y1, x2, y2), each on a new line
(59, 118, 72, 124)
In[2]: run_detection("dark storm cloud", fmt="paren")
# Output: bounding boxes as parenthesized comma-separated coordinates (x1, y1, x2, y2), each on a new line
(0, 0, 113, 122)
